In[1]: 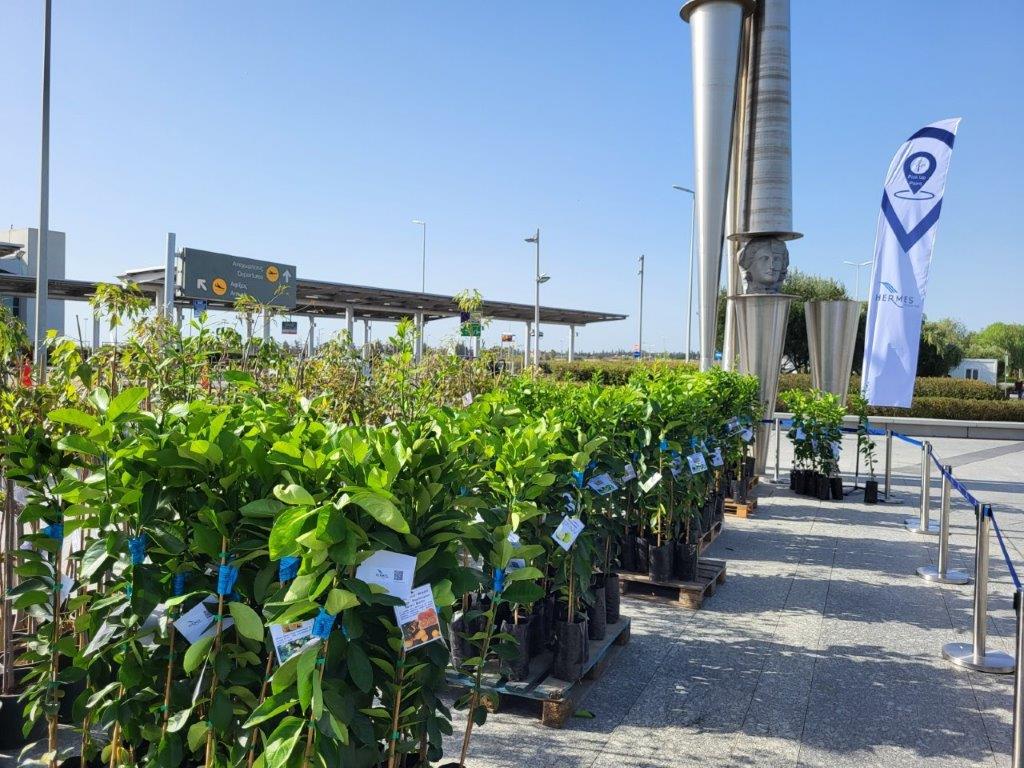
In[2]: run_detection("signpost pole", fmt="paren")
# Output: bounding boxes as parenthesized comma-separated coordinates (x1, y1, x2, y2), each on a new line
(345, 307, 354, 342)
(568, 324, 575, 362)
(33, 0, 53, 383)
(164, 233, 176, 318)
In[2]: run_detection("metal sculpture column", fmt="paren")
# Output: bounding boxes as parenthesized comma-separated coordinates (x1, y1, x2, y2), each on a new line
(806, 299, 861, 403)
(680, 0, 753, 371)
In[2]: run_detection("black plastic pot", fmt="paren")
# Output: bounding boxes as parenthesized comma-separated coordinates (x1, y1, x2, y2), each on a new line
(448, 611, 474, 669)
(500, 616, 533, 682)
(829, 476, 844, 501)
(603, 573, 621, 624)
(793, 470, 806, 494)
(618, 528, 637, 572)
(864, 479, 879, 504)
(673, 539, 699, 582)
(648, 541, 674, 583)
(730, 478, 747, 504)
(789, 470, 797, 490)
(56, 758, 104, 768)
(816, 473, 830, 501)
(587, 586, 607, 641)
(0, 693, 46, 749)
(635, 535, 650, 574)
(552, 617, 590, 682)
(530, 594, 557, 656)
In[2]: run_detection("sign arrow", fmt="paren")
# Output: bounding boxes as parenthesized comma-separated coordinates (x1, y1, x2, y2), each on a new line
(282, 269, 291, 284)
(197, 278, 208, 291)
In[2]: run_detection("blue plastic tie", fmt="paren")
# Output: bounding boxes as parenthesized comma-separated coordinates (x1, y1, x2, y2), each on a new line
(172, 572, 187, 597)
(987, 507, 1022, 591)
(572, 470, 584, 489)
(659, 439, 669, 452)
(217, 565, 239, 596)
(42, 523, 64, 541)
(128, 534, 147, 565)
(312, 608, 335, 639)
(493, 568, 505, 594)
(278, 556, 301, 582)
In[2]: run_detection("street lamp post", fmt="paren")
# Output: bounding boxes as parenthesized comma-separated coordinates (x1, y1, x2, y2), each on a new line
(33, 0, 53, 383)
(673, 185, 696, 360)
(843, 259, 873, 301)
(524, 229, 547, 368)
(637, 254, 645, 361)
(412, 220, 427, 293)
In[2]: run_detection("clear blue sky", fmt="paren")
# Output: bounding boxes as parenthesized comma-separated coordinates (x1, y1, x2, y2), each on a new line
(2, 1, 1020, 353)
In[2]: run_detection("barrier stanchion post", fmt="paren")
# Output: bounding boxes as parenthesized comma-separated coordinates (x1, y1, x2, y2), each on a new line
(773, 416, 781, 483)
(942, 504, 1015, 674)
(918, 464, 971, 585)
(884, 428, 893, 500)
(906, 440, 938, 534)
(1010, 591, 1024, 768)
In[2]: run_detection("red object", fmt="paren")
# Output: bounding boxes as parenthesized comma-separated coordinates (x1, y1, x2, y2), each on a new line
(20, 361, 32, 388)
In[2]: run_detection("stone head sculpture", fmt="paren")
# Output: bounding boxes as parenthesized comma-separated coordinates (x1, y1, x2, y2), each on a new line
(739, 237, 790, 293)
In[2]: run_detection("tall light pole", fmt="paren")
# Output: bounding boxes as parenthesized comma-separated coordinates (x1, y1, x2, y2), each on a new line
(843, 259, 872, 301)
(33, 0, 53, 382)
(673, 185, 696, 360)
(525, 229, 547, 368)
(637, 254, 645, 361)
(412, 220, 427, 292)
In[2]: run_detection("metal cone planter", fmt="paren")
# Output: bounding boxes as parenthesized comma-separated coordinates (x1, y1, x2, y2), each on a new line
(806, 299, 860, 405)
(732, 293, 795, 474)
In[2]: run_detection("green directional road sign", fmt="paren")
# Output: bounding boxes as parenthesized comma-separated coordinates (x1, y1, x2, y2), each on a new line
(180, 248, 297, 309)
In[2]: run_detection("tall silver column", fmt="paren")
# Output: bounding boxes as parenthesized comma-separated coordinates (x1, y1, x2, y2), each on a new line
(806, 299, 861, 403)
(681, 0, 753, 371)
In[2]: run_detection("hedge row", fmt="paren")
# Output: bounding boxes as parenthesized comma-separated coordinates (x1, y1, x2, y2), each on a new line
(777, 373, 1004, 401)
(866, 397, 1024, 423)
(545, 358, 695, 384)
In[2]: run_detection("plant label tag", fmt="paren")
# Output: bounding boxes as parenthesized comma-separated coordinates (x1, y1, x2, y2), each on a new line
(725, 417, 741, 435)
(741, 427, 754, 443)
(462, 392, 474, 407)
(586, 473, 618, 495)
(561, 492, 577, 514)
(507, 531, 521, 548)
(506, 558, 526, 574)
(394, 584, 443, 652)
(795, 427, 806, 441)
(831, 441, 842, 459)
(711, 447, 724, 467)
(687, 452, 708, 474)
(269, 619, 317, 665)
(552, 516, 585, 551)
(639, 472, 662, 494)
(670, 455, 683, 478)
(356, 550, 416, 602)
(60, 574, 73, 605)
(174, 599, 234, 645)
(620, 462, 637, 483)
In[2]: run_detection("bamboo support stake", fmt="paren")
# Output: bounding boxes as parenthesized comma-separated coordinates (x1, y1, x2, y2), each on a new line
(386, 647, 408, 768)
(47, 539, 63, 768)
(301, 639, 330, 766)
(204, 538, 230, 767)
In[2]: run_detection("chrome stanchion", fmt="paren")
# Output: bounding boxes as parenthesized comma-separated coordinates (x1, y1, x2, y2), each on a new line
(773, 416, 781, 483)
(1013, 591, 1024, 767)
(883, 428, 893, 500)
(918, 464, 971, 584)
(943, 504, 1015, 674)
(906, 440, 938, 534)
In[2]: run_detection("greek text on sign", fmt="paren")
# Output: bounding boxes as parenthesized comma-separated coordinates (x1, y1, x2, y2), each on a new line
(181, 248, 297, 309)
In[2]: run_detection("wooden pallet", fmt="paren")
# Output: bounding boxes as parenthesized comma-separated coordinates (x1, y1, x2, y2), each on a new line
(618, 558, 727, 609)
(445, 617, 632, 728)
(725, 496, 758, 518)
(698, 519, 723, 554)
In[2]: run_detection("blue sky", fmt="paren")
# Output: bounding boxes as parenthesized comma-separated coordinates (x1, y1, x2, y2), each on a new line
(1, 1, 1020, 353)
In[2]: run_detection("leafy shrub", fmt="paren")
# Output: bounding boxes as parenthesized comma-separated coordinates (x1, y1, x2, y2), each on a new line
(546, 359, 697, 385)
(869, 397, 1024, 422)
(775, 374, 1003, 404)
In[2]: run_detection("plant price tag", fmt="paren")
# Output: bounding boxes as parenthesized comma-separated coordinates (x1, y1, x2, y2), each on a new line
(586, 473, 619, 495)
(831, 441, 842, 459)
(794, 427, 806, 441)
(552, 516, 585, 551)
(687, 452, 708, 474)
(269, 619, 317, 665)
(740, 427, 754, 443)
(356, 550, 417, 602)
(639, 472, 662, 494)
(711, 447, 724, 467)
(725, 417, 741, 435)
(174, 599, 234, 645)
(394, 584, 443, 652)
(620, 462, 637, 483)
(506, 558, 526, 574)
(462, 392, 474, 407)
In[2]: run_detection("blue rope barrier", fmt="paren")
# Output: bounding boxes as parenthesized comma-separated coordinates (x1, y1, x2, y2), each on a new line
(894, 432, 924, 447)
(987, 507, 1022, 591)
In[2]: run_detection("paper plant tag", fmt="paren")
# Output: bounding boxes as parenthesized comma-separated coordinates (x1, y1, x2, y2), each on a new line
(831, 441, 842, 459)
(670, 455, 683, 478)
(561, 491, 577, 514)
(741, 427, 754, 443)
(552, 516, 585, 551)
(506, 558, 526, 574)
(711, 447, 724, 467)
(586, 473, 619, 495)
(687, 452, 709, 474)
(725, 417, 740, 435)
(269, 619, 317, 665)
(620, 462, 637, 482)
(507, 531, 521, 548)
(174, 599, 233, 645)
(639, 472, 662, 494)
(462, 392, 474, 407)
(795, 427, 806, 441)
(394, 584, 444, 652)
(356, 550, 416, 602)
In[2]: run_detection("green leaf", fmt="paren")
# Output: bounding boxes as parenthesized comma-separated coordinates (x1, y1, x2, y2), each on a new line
(186, 721, 209, 753)
(297, 646, 318, 712)
(346, 643, 373, 692)
(274, 484, 316, 506)
(347, 490, 409, 534)
(242, 691, 295, 729)
(240, 498, 285, 519)
(166, 707, 192, 733)
(264, 716, 304, 768)
(574, 708, 595, 719)
(183, 635, 214, 674)
(48, 408, 99, 431)
(228, 602, 264, 642)
(505, 566, 543, 583)
(325, 588, 358, 614)
(107, 386, 149, 420)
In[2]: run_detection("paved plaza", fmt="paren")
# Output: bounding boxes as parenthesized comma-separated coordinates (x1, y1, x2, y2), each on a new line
(445, 433, 1024, 767)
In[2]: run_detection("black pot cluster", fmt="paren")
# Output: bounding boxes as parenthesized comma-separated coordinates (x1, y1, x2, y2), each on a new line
(789, 469, 844, 501)
(617, 523, 701, 584)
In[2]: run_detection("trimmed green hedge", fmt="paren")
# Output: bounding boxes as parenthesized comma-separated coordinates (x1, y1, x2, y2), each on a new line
(778, 373, 1003, 401)
(867, 397, 1024, 422)
(544, 358, 696, 385)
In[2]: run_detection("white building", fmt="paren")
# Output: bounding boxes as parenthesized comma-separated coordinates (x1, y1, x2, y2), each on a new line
(0, 227, 66, 342)
(950, 357, 998, 385)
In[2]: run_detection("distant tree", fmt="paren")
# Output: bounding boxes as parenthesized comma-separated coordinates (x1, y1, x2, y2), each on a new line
(968, 323, 1024, 378)
(916, 318, 968, 376)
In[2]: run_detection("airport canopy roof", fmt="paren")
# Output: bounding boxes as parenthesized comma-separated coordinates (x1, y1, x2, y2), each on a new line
(0, 269, 627, 327)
